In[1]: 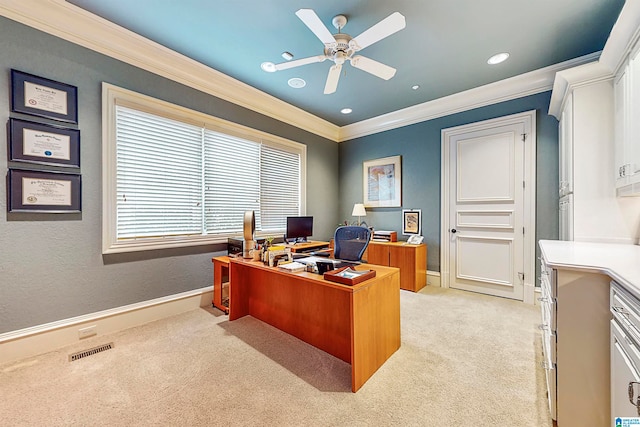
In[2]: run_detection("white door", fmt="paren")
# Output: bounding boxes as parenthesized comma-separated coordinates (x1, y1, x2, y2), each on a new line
(446, 120, 526, 300)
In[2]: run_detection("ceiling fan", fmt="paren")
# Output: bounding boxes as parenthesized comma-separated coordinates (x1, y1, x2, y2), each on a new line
(267, 9, 406, 94)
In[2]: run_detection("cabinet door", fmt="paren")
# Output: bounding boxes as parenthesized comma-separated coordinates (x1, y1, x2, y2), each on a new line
(559, 94, 574, 195)
(611, 321, 640, 418)
(615, 66, 629, 188)
(389, 244, 426, 292)
(628, 46, 640, 182)
(558, 195, 573, 241)
(389, 245, 414, 290)
(365, 243, 389, 266)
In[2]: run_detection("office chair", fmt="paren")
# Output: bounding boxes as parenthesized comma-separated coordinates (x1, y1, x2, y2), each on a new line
(333, 226, 371, 262)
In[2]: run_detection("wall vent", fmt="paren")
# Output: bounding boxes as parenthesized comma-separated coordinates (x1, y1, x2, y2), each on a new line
(68, 342, 114, 362)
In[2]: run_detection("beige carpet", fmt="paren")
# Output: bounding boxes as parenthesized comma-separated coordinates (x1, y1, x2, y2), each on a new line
(0, 286, 552, 426)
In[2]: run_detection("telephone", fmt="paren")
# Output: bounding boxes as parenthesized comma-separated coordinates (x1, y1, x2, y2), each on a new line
(407, 235, 424, 244)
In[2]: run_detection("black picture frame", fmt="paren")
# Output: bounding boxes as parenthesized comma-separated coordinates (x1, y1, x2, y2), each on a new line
(8, 169, 81, 213)
(10, 69, 78, 124)
(8, 118, 80, 168)
(402, 209, 422, 235)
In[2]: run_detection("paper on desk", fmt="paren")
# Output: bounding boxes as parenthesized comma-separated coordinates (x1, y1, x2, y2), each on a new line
(295, 256, 340, 265)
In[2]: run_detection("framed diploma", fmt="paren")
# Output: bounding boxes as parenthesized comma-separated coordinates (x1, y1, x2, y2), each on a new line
(9, 118, 80, 167)
(10, 69, 78, 124)
(8, 169, 81, 213)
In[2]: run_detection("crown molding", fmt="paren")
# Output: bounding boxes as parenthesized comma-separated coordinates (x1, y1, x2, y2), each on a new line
(547, 61, 613, 119)
(547, 1, 640, 120)
(0, 0, 340, 141)
(600, 0, 640, 76)
(338, 52, 600, 142)
(0, 0, 607, 143)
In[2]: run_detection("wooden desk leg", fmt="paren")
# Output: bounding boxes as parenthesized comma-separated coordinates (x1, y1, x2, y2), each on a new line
(213, 258, 229, 314)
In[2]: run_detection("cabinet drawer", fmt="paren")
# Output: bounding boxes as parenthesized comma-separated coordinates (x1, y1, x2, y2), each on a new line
(541, 302, 557, 364)
(611, 282, 640, 343)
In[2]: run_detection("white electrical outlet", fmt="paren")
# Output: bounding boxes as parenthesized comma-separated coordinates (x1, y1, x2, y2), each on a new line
(78, 325, 97, 339)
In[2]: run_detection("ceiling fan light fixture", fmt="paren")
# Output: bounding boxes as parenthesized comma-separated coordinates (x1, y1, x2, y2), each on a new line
(261, 61, 276, 72)
(279, 9, 406, 94)
(487, 52, 510, 65)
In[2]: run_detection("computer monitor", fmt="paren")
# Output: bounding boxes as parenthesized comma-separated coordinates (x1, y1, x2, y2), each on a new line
(286, 216, 313, 243)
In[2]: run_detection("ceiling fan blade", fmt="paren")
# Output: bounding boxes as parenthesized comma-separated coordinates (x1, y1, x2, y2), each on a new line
(295, 9, 337, 48)
(274, 55, 327, 71)
(350, 55, 396, 80)
(349, 12, 406, 51)
(324, 64, 342, 94)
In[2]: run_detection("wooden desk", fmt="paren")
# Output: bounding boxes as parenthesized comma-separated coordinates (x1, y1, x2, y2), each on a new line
(228, 258, 400, 392)
(212, 256, 230, 314)
(285, 240, 330, 253)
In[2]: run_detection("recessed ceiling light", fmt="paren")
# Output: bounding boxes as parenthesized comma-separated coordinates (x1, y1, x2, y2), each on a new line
(487, 52, 510, 65)
(412, 85, 420, 90)
(288, 78, 306, 88)
(341, 108, 352, 114)
(261, 61, 276, 72)
(282, 51, 293, 61)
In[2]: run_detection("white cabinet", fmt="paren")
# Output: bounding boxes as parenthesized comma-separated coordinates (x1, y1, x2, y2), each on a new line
(551, 63, 620, 242)
(614, 44, 640, 196)
(610, 282, 640, 418)
(550, 61, 640, 244)
(611, 321, 640, 417)
(539, 253, 611, 426)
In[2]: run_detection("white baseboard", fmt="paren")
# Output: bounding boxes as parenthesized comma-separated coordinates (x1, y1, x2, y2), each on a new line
(427, 270, 441, 287)
(0, 287, 213, 366)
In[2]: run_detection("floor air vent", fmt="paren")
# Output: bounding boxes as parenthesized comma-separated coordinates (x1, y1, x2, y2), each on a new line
(69, 342, 114, 362)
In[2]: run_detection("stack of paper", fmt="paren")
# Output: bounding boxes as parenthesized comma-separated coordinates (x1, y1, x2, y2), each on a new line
(278, 261, 307, 273)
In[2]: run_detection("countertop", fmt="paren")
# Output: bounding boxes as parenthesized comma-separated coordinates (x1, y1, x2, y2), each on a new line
(539, 240, 640, 298)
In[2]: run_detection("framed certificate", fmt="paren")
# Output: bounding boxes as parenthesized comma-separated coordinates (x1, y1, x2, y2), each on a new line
(9, 118, 80, 167)
(8, 169, 81, 213)
(10, 69, 78, 124)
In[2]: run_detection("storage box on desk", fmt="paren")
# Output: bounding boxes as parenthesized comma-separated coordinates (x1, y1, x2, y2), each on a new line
(267, 246, 292, 267)
(323, 267, 376, 286)
(372, 230, 397, 242)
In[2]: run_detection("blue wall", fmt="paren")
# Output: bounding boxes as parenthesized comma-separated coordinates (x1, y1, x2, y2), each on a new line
(339, 92, 559, 273)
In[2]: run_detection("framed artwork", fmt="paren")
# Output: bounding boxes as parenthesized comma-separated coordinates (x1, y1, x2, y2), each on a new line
(363, 155, 401, 207)
(10, 69, 78, 124)
(8, 169, 82, 213)
(9, 118, 80, 167)
(402, 209, 422, 235)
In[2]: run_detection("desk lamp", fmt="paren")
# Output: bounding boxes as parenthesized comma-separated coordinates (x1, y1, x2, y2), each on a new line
(352, 203, 367, 226)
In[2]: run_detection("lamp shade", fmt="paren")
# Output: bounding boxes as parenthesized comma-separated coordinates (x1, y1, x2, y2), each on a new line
(352, 203, 367, 217)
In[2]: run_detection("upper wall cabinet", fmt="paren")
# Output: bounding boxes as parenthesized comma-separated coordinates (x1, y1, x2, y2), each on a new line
(614, 44, 640, 196)
(549, 63, 621, 242)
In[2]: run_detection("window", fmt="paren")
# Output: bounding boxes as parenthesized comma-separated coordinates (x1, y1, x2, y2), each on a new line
(102, 84, 306, 254)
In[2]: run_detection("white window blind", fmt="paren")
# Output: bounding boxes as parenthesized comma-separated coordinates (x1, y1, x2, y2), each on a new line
(260, 144, 300, 231)
(204, 130, 260, 233)
(115, 105, 203, 239)
(104, 84, 306, 253)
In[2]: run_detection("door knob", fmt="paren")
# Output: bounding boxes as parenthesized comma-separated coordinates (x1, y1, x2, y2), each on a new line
(451, 229, 457, 233)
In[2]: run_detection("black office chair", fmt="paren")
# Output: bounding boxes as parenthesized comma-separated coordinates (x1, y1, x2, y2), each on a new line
(333, 226, 371, 262)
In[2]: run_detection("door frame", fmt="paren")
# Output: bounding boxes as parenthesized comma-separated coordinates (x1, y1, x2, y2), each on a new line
(440, 110, 536, 304)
